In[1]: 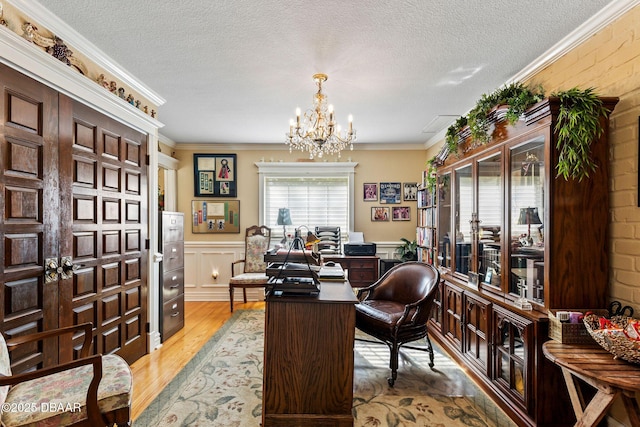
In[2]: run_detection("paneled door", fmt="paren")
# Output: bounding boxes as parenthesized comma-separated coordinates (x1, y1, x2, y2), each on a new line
(58, 96, 148, 364)
(0, 64, 148, 368)
(0, 63, 61, 372)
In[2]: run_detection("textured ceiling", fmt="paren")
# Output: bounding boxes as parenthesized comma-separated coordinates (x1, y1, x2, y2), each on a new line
(34, 0, 615, 146)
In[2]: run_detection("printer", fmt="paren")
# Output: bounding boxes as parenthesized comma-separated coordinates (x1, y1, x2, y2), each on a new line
(344, 242, 376, 256)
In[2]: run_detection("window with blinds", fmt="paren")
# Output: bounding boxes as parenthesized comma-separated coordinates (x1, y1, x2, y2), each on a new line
(265, 176, 349, 237)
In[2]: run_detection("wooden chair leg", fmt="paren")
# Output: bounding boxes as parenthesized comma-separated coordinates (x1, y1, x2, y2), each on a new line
(388, 341, 399, 387)
(425, 333, 435, 368)
(243, 288, 248, 303)
(229, 286, 234, 312)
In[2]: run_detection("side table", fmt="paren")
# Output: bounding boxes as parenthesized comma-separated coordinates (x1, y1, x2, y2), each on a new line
(542, 340, 640, 427)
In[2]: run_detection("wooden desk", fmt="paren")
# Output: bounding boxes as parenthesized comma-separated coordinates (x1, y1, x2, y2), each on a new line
(262, 280, 358, 427)
(322, 255, 379, 288)
(543, 341, 640, 427)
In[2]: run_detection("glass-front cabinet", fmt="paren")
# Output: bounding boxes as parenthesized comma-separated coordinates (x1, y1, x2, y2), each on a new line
(428, 97, 617, 427)
(509, 138, 545, 304)
(438, 135, 549, 309)
(437, 173, 451, 270)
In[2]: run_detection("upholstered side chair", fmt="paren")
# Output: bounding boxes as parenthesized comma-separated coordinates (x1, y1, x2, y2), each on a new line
(355, 261, 440, 386)
(229, 225, 271, 312)
(0, 322, 132, 426)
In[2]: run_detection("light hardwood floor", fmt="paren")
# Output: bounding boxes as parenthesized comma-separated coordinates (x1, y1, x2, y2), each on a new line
(130, 301, 265, 421)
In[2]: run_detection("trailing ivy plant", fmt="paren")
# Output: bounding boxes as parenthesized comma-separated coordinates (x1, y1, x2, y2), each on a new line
(467, 82, 545, 143)
(444, 82, 544, 153)
(440, 83, 608, 182)
(552, 87, 609, 181)
(445, 116, 467, 157)
(425, 156, 437, 192)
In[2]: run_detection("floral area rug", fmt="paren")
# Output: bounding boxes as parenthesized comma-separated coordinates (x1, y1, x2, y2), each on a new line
(134, 310, 516, 427)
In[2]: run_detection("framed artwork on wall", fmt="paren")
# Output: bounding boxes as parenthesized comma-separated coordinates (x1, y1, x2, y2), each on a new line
(193, 153, 237, 197)
(191, 200, 240, 233)
(379, 182, 401, 204)
(371, 207, 390, 221)
(403, 182, 418, 201)
(363, 183, 378, 201)
(392, 206, 411, 221)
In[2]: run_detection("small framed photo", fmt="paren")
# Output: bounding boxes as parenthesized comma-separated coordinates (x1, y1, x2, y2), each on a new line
(363, 183, 378, 201)
(371, 207, 390, 221)
(484, 267, 495, 285)
(380, 182, 401, 204)
(392, 206, 411, 221)
(403, 182, 418, 201)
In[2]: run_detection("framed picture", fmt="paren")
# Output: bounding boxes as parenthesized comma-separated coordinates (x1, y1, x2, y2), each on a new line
(484, 267, 495, 285)
(193, 154, 237, 197)
(192, 200, 240, 233)
(379, 182, 401, 204)
(392, 206, 411, 221)
(403, 182, 418, 201)
(363, 183, 378, 201)
(371, 207, 390, 221)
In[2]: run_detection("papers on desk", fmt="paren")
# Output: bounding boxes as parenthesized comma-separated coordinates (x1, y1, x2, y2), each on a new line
(318, 264, 346, 281)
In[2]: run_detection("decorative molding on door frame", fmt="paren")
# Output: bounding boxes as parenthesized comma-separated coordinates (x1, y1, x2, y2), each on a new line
(0, 23, 165, 353)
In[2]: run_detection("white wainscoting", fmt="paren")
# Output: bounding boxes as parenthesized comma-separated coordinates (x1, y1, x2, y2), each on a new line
(184, 241, 401, 302)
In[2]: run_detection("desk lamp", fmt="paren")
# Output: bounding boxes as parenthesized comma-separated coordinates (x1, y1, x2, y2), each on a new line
(276, 208, 292, 245)
(517, 207, 542, 246)
(291, 225, 320, 251)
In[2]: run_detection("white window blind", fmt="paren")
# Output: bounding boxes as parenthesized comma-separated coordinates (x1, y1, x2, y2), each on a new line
(265, 176, 349, 236)
(256, 162, 357, 239)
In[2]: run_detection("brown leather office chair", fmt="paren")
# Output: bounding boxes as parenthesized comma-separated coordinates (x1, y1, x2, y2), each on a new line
(356, 261, 440, 386)
(229, 225, 271, 312)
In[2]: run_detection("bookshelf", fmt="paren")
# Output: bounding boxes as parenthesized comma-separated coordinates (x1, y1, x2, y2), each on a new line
(416, 169, 436, 265)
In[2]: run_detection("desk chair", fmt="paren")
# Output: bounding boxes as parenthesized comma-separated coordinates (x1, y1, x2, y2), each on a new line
(0, 323, 132, 426)
(229, 225, 271, 312)
(355, 261, 440, 386)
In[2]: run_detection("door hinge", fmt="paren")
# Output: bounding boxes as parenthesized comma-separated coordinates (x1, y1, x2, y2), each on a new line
(145, 154, 150, 165)
(145, 239, 150, 250)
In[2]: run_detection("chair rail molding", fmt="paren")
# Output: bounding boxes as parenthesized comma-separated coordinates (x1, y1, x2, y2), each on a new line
(184, 239, 401, 302)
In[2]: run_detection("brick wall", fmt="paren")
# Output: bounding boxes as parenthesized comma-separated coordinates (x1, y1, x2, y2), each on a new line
(522, 5, 640, 309)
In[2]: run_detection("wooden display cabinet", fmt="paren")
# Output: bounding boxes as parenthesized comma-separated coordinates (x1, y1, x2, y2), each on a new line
(428, 97, 618, 426)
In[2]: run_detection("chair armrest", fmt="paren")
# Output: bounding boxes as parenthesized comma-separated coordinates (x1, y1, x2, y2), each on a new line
(231, 259, 246, 277)
(356, 282, 377, 300)
(0, 354, 104, 426)
(6, 323, 93, 358)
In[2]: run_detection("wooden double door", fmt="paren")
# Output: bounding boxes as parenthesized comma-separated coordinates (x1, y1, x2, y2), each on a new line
(0, 63, 148, 371)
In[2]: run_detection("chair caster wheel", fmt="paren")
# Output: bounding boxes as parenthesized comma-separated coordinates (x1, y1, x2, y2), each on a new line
(387, 377, 395, 387)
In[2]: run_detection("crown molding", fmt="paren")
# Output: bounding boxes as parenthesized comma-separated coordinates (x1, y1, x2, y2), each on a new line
(0, 26, 163, 135)
(6, 0, 165, 106)
(510, 0, 640, 83)
(175, 142, 426, 152)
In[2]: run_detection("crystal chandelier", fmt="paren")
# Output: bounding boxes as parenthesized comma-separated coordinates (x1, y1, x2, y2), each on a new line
(286, 73, 356, 159)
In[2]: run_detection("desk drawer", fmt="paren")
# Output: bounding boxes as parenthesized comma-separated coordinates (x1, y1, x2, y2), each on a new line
(162, 269, 184, 302)
(349, 268, 377, 284)
(162, 296, 184, 341)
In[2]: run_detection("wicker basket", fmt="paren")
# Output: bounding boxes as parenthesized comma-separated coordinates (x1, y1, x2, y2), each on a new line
(583, 314, 640, 364)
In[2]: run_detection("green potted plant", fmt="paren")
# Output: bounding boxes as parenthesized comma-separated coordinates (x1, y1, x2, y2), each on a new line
(441, 83, 609, 182)
(396, 238, 418, 262)
(552, 87, 610, 181)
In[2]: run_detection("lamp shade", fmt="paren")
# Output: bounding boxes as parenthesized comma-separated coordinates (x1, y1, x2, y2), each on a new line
(277, 208, 292, 226)
(517, 207, 542, 225)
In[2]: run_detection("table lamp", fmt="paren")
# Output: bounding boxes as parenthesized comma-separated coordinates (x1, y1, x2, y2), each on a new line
(276, 208, 292, 245)
(517, 207, 542, 246)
